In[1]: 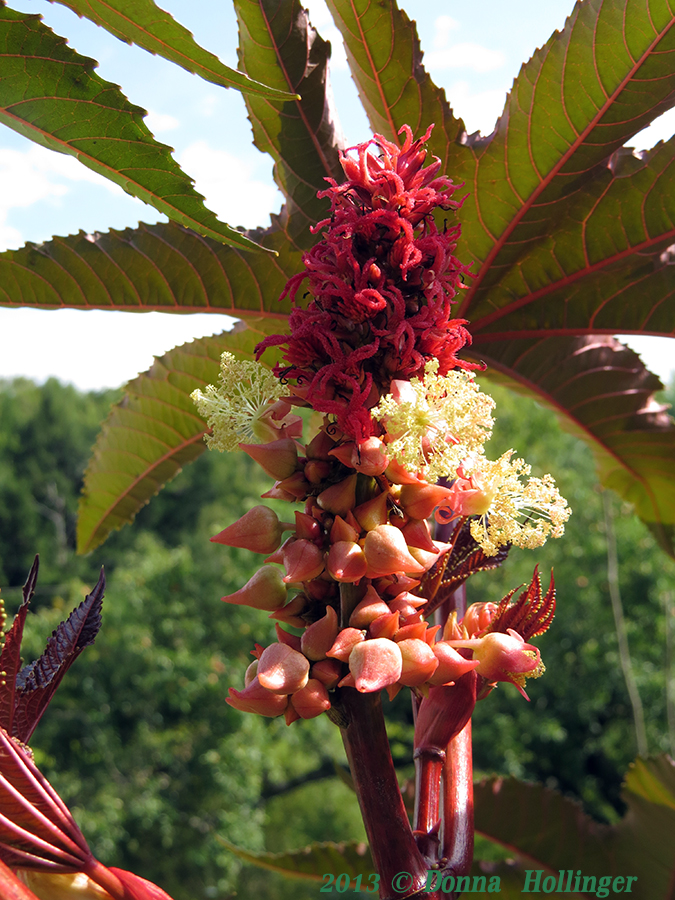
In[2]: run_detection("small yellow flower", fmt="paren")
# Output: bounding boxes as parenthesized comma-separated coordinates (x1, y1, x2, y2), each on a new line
(371, 360, 494, 479)
(191, 353, 288, 451)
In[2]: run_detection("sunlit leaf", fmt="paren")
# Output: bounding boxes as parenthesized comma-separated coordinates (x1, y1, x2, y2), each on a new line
(47, 0, 299, 100)
(217, 837, 373, 881)
(76, 320, 285, 553)
(0, 3, 267, 252)
(235, 0, 345, 244)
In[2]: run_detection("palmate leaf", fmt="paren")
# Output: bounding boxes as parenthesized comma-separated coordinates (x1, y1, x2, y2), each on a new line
(46, 0, 298, 100)
(76, 319, 285, 553)
(474, 755, 675, 899)
(474, 335, 675, 554)
(235, 0, 345, 244)
(0, 218, 300, 318)
(0, 2, 266, 253)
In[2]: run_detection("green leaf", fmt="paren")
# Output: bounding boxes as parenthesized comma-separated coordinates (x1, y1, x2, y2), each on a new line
(76, 320, 284, 553)
(455, 0, 675, 314)
(0, 218, 301, 319)
(46, 0, 299, 100)
(235, 0, 345, 244)
(217, 837, 373, 882)
(323, 0, 469, 169)
(475, 336, 675, 554)
(474, 755, 675, 898)
(0, 3, 267, 253)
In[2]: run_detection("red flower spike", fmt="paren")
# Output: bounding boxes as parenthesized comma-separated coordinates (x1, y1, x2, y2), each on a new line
(256, 126, 478, 442)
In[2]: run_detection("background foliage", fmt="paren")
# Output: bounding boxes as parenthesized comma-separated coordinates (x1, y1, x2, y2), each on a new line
(1, 375, 673, 898)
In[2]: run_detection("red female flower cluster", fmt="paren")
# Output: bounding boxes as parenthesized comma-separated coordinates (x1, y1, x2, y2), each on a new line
(257, 125, 477, 442)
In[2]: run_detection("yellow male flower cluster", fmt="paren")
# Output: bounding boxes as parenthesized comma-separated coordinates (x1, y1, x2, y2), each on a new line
(371, 360, 495, 481)
(190, 353, 288, 451)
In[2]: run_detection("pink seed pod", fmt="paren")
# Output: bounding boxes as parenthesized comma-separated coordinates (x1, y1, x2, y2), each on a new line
(211, 506, 287, 554)
(239, 438, 298, 480)
(301, 606, 339, 661)
(282, 539, 326, 583)
(257, 643, 310, 694)
(221, 565, 287, 612)
(353, 491, 390, 532)
(369, 611, 401, 640)
(349, 584, 391, 628)
(291, 679, 332, 719)
(348, 638, 403, 692)
(397, 639, 439, 686)
(317, 474, 358, 516)
(327, 627, 366, 662)
(311, 658, 343, 689)
(326, 541, 368, 583)
(363, 525, 426, 577)
(226, 677, 289, 717)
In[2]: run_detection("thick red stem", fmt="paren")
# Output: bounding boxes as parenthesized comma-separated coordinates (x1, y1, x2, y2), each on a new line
(442, 721, 474, 876)
(339, 688, 441, 900)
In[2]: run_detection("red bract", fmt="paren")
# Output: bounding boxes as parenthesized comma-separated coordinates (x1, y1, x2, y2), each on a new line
(257, 125, 478, 441)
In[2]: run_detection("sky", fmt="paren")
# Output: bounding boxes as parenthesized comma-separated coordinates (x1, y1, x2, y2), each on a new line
(0, 0, 674, 390)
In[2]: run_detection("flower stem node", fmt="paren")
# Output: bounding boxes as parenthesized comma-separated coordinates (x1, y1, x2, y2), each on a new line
(211, 506, 288, 555)
(221, 565, 287, 612)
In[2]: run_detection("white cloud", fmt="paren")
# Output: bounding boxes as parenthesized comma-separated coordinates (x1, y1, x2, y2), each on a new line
(433, 16, 460, 49)
(631, 107, 675, 151)
(425, 42, 506, 74)
(145, 110, 180, 133)
(0, 144, 127, 251)
(198, 94, 219, 118)
(618, 335, 675, 387)
(294, 0, 349, 70)
(445, 81, 506, 136)
(179, 141, 282, 230)
(0, 308, 238, 391)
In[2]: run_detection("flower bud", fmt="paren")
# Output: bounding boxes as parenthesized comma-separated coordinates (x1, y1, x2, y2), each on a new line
(399, 483, 452, 520)
(368, 611, 400, 639)
(348, 584, 391, 627)
(348, 638, 403, 692)
(384, 458, 423, 484)
(397, 639, 439, 686)
(317, 474, 358, 516)
(221, 565, 287, 611)
(294, 511, 322, 541)
(461, 602, 499, 637)
(326, 541, 368, 583)
(428, 642, 480, 686)
(257, 643, 310, 694)
(274, 623, 302, 651)
(352, 437, 389, 475)
(304, 459, 333, 484)
(227, 677, 289, 717)
(400, 519, 437, 552)
(330, 515, 360, 544)
(239, 438, 298, 480)
(291, 679, 332, 719)
(414, 674, 477, 752)
(353, 491, 390, 532)
(327, 627, 366, 662)
(269, 593, 308, 628)
(363, 525, 426, 577)
(282, 539, 325, 583)
(471, 630, 543, 698)
(277, 471, 311, 500)
(301, 606, 339, 661)
(244, 660, 258, 686)
(211, 506, 286, 554)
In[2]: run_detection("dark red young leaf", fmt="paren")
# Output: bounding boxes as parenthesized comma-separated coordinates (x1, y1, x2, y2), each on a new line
(0, 557, 39, 736)
(487, 567, 556, 641)
(12, 569, 105, 744)
(417, 519, 509, 618)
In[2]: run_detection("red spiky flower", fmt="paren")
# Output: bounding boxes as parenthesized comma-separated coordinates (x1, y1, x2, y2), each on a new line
(257, 125, 479, 441)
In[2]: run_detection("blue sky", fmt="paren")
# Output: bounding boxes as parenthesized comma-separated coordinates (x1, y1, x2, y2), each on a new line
(0, 0, 674, 389)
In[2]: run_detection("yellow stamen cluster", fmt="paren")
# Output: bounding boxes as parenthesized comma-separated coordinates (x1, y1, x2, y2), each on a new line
(464, 452, 571, 556)
(372, 360, 495, 480)
(191, 353, 286, 451)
